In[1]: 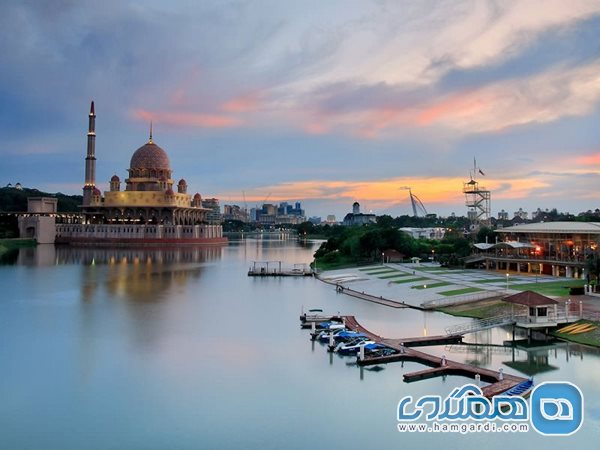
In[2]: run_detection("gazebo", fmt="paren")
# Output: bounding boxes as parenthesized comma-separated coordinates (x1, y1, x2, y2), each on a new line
(502, 291, 559, 326)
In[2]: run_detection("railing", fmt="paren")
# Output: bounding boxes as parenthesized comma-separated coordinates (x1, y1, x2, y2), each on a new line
(421, 290, 503, 309)
(445, 314, 516, 335)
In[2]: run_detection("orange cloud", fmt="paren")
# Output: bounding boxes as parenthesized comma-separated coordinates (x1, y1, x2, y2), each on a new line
(222, 176, 551, 208)
(221, 93, 260, 113)
(133, 109, 242, 128)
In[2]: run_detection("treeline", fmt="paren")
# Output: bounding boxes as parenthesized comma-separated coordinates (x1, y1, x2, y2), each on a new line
(0, 187, 82, 212)
(310, 222, 471, 268)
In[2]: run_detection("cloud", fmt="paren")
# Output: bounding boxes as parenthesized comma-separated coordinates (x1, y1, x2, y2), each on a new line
(220, 93, 261, 113)
(296, 60, 600, 137)
(575, 152, 600, 166)
(222, 175, 553, 210)
(132, 108, 242, 128)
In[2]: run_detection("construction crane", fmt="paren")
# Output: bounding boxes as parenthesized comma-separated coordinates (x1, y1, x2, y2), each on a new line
(399, 186, 428, 217)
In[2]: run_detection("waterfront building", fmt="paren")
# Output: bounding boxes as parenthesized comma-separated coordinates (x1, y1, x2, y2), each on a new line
(223, 204, 249, 222)
(55, 102, 225, 244)
(202, 198, 222, 224)
(471, 221, 599, 279)
(342, 202, 376, 226)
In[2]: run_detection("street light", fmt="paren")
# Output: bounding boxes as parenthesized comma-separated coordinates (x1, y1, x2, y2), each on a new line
(432, 249, 435, 262)
(505, 273, 510, 293)
(381, 252, 385, 265)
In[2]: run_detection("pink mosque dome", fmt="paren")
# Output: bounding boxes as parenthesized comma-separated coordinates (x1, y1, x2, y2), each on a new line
(110, 175, 120, 182)
(130, 142, 171, 171)
(165, 188, 174, 196)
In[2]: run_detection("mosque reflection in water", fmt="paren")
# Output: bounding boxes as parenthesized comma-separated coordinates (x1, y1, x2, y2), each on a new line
(7, 245, 222, 304)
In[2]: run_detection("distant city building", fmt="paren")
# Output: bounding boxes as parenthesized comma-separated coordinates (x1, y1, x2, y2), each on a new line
(342, 202, 376, 226)
(202, 198, 222, 224)
(253, 201, 306, 225)
(325, 215, 337, 224)
(250, 207, 258, 222)
(513, 208, 528, 220)
(223, 204, 248, 222)
(308, 216, 321, 224)
(498, 209, 509, 220)
(399, 227, 446, 240)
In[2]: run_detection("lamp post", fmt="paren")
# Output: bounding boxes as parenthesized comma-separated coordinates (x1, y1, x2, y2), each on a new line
(432, 249, 435, 262)
(505, 273, 510, 294)
(381, 252, 385, 265)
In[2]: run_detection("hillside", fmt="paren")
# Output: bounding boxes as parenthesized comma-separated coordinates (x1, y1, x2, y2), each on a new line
(0, 186, 82, 213)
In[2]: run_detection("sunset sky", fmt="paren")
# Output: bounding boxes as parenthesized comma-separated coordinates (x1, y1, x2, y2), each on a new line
(1, 0, 599, 219)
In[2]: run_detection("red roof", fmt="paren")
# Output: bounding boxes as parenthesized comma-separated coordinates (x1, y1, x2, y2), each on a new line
(503, 291, 559, 306)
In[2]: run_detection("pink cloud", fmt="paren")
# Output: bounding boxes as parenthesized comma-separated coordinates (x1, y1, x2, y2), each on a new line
(221, 93, 260, 113)
(304, 121, 328, 135)
(575, 152, 600, 166)
(133, 109, 242, 128)
(415, 92, 485, 126)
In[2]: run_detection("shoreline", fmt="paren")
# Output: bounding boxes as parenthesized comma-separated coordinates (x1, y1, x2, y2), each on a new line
(316, 263, 600, 348)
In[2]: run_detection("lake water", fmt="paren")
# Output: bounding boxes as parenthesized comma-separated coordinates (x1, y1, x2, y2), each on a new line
(1, 238, 599, 449)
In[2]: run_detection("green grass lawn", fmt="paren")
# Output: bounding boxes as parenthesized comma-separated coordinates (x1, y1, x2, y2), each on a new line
(392, 277, 430, 284)
(415, 267, 449, 272)
(514, 280, 585, 297)
(438, 287, 484, 296)
(358, 266, 383, 271)
(472, 278, 510, 284)
(363, 269, 398, 276)
(412, 282, 453, 290)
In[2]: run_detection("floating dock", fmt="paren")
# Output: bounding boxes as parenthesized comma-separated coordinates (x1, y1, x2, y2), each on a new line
(341, 316, 527, 398)
(248, 261, 313, 277)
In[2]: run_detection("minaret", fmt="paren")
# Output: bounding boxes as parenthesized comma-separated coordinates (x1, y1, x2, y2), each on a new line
(82, 101, 96, 206)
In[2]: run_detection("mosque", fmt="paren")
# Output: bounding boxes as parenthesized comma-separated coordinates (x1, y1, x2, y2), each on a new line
(54, 102, 225, 244)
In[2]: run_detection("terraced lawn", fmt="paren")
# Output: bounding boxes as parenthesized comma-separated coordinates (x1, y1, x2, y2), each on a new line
(438, 287, 484, 296)
(473, 278, 510, 284)
(363, 269, 398, 276)
(378, 273, 412, 279)
(412, 282, 453, 290)
(358, 266, 386, 271)
(514, 280, 585, 297)
(392, 277, 430, 284)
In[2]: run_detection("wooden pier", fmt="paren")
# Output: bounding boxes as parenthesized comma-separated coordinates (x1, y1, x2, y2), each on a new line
(342, 316, 527, 398)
